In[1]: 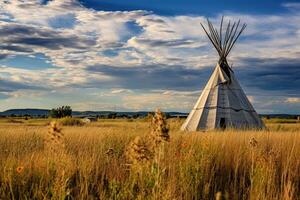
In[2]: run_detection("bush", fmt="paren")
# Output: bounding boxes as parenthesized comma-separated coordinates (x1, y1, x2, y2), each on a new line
(50, 106, 72, 118)
(59, 117, 84, 126)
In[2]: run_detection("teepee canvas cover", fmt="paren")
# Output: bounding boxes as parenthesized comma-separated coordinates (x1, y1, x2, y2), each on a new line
(181, 18, 264, 131)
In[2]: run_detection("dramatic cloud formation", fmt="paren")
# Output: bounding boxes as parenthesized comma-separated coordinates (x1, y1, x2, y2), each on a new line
(0, 0, 299, 113)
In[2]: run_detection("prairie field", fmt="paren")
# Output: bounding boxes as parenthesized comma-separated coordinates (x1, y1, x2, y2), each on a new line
(0, 117, 299, 200)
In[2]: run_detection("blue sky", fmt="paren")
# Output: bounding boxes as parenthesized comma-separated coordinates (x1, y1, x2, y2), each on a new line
(0, 0, 300, 113)
(80, 0, 298, 15)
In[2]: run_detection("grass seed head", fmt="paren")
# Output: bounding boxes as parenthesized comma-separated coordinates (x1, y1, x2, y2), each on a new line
(150, 109, 170, 145)
(105, 148, 115, 156)
(126, 136, 154, 165)
(45, 121, 65, 152)
(249, 137, 258, 148)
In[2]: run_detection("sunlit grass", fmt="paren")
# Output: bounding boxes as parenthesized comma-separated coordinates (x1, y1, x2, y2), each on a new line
(0, 117, 299, 199)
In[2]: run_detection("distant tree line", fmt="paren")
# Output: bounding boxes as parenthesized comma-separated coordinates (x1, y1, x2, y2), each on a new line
(49, 106, 72, 118)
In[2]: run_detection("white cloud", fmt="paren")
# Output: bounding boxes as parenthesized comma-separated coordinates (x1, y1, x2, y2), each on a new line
(161, 90, 200, 96)
(111, 89, 133, 94)
(284, 97, 300, 104)
(0, 65, 112, 89)
(282, 3, 300, 11)
(121, 90, 198, 111)
(8, 90, 46, 98)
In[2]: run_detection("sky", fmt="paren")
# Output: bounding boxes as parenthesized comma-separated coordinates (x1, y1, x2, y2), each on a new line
(0, 0, 300, 114)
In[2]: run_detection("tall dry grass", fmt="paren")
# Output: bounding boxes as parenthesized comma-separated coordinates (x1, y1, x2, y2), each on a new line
(0, 117, 299, 199)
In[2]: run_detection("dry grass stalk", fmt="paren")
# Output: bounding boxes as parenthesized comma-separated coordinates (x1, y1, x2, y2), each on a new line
(215, 191, 222, 200)
(283, 180, 295, 200)
(126, 109, 170, 166)
(150, 109, 170, 146)
(45, 121, 65, 153)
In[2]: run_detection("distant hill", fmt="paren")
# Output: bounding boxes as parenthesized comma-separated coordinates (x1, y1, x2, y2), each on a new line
(260, 114, 299, 119)
(0, 109, 298, 119)
(0, 109, 50, 116)
(0, 109, 188, 118)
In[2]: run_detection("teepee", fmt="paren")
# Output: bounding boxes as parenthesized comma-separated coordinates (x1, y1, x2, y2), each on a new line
(181, 17, 264, 131)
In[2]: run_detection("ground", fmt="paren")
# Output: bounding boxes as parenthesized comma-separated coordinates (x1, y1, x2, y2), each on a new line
(0, 117, 299, 199)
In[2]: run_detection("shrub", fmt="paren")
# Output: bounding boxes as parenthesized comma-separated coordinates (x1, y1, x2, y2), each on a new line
(59, 117, 84, 126)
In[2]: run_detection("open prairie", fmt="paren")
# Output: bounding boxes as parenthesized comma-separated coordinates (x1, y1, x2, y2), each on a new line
(0, 117, 299, 200)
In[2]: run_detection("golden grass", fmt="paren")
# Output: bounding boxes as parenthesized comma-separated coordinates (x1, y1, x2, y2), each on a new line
(0, 117, 299, 199)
